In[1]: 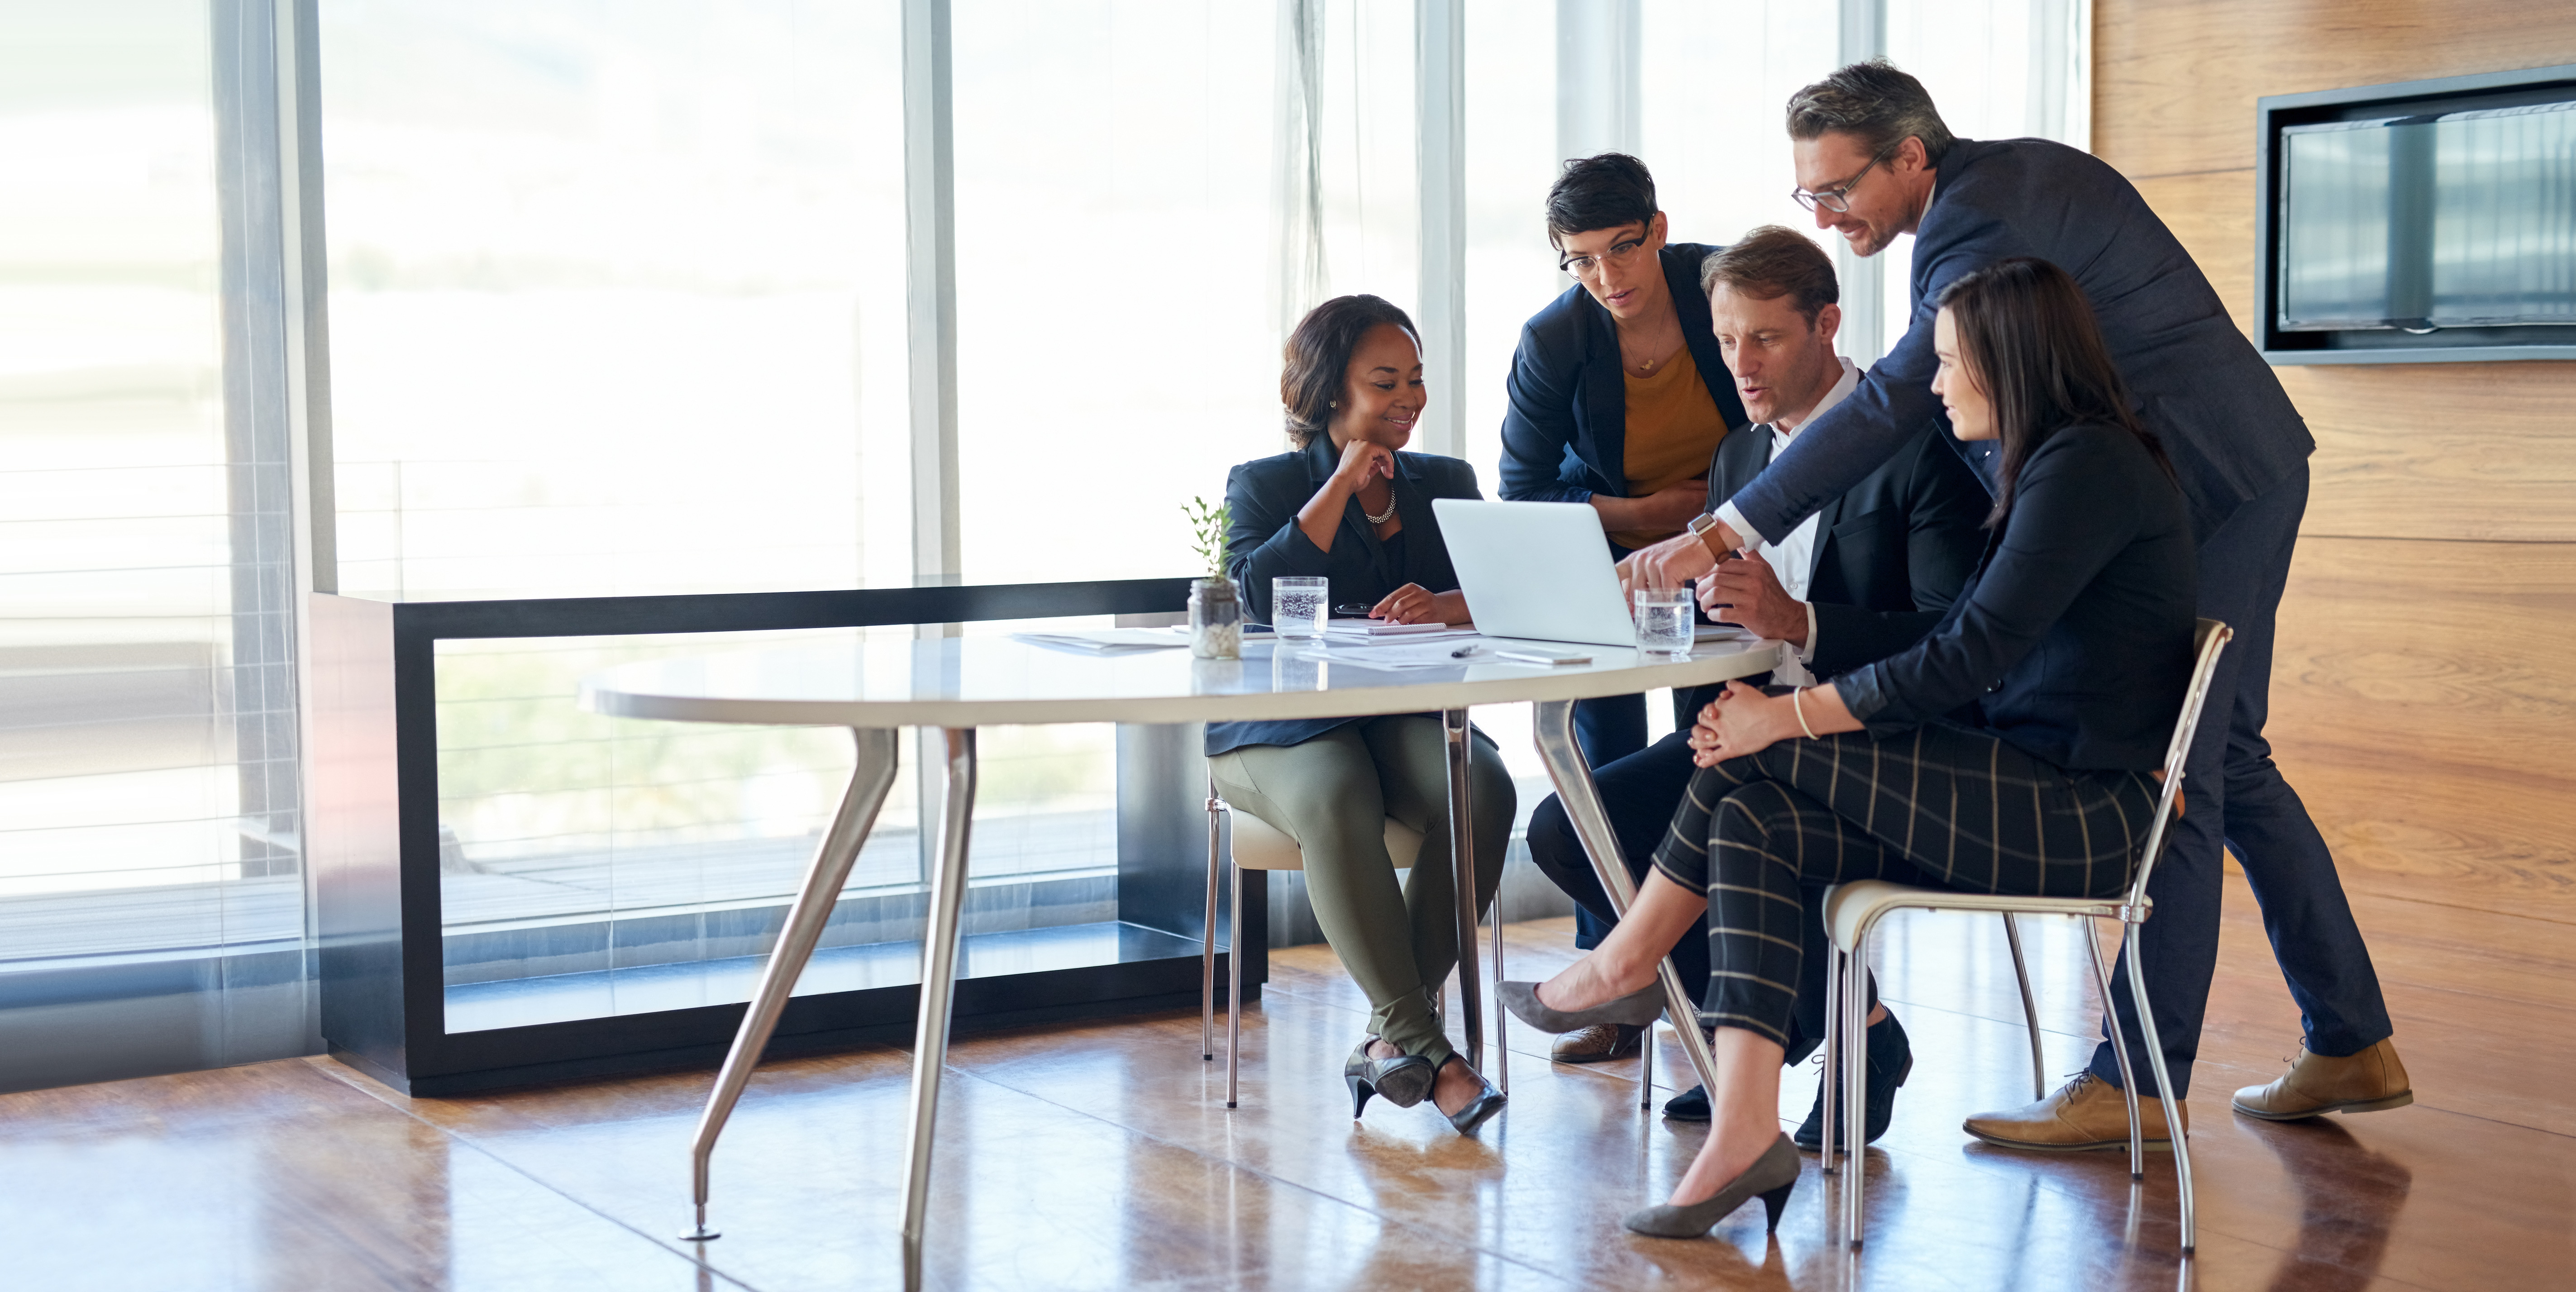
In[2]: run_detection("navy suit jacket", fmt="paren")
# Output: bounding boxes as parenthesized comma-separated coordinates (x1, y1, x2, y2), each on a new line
(1206, 435, 1482, 756)
(1497, 242, 1752, 508)
(1727, 138, 2312, 546)
(1705, 420, 1988, 681)
(1840, 424, 2198, 772)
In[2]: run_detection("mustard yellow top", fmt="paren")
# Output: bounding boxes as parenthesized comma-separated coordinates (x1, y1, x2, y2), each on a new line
(1605, 348, 1732, 549)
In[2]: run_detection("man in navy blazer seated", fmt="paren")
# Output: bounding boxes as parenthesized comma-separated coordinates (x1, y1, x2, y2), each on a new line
(1525, 227, 1988, 1144)
(1497, 154, 1751, 769)
(1624, 61, 2411, 1146)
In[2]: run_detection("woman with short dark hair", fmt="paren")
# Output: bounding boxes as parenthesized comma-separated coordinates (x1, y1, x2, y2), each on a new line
(1498, 153, 1752, 767)
(1503, 257, 2198, 1236)
(1209, 294, 1510, 1135)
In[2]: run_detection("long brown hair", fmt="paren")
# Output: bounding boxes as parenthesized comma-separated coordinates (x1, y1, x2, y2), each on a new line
(1934, 257, 2173, 527)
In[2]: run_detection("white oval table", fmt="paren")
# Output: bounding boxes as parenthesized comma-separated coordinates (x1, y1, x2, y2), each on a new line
(581, 632, 1783, 1267)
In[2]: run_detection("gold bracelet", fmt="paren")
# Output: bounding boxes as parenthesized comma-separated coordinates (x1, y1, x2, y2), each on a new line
(1792, 686, 1819, 740)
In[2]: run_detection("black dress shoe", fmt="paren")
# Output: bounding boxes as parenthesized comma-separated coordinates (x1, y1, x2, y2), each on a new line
(1663, 1083, 1711, 1121)
(1794, 1012, 1912, 1150)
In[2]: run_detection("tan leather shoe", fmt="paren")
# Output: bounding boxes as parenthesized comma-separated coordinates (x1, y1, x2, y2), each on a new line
(1963, 1071, 2186, 1152)
(1550, 1023, 1641, 1064)
(2232, 1038, 2413, 1120)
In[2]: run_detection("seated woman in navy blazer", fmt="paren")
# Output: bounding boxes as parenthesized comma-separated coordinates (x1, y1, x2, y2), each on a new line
(1208, 294, 1511, 1135)
(1501, 258, 2198, 1236)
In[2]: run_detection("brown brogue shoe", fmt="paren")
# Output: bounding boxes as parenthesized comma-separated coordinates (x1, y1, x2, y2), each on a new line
(2232, 1038, 2413, 1121)
(1550, 1023, 1641, 1065)
(1963, 1071, 2186, 1152)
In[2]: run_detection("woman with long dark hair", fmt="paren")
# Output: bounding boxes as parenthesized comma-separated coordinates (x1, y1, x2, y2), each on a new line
(1501, 257, 2197, 1235)
(1208, 294, 1510, 1135)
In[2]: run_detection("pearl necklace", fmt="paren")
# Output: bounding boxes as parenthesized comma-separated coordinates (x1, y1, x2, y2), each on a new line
(1362, 492, 1398, 525)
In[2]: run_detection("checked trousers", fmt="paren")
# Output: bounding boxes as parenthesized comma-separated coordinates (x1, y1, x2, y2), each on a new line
(1651, 721, 2159, 1048)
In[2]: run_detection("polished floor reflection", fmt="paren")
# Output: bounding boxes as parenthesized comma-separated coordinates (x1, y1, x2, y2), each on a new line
(5, 872, 2565, 1290)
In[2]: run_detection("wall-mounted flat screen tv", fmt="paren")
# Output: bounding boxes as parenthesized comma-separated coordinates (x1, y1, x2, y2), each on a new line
(2258, 63, 2576, 364)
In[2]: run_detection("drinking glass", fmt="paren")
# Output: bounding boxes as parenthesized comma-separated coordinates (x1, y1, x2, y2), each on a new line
(1273, 577, 1329, 641)
(1633, 586, 1693, 654)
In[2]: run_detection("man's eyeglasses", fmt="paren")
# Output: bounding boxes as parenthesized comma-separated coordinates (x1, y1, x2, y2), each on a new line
(1791, 142, 1901, 214)
(1559, 229, 1652, 280)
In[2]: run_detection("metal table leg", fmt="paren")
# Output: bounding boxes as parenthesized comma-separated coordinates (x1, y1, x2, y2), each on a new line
(900, 729, 978, 1271)
(1443, 708, 1484, 1074)
(683, 727, 901, 1242)
(1531, 700, 1721, 1099)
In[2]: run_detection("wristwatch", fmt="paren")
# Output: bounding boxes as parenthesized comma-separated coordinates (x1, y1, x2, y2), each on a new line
(1686, 511, 1726, 558)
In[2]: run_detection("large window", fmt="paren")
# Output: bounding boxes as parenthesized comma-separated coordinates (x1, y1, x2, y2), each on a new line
(948, 0, 1280, 586)
(7, 0, 2099, 1090)
(320, 0, 913, 601)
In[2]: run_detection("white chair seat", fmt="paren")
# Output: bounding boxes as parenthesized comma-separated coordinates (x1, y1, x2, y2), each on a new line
(1814, 618, 2231, 1255)
(1823, 879, 2140, 950)
(1222, 807, 1426, 873)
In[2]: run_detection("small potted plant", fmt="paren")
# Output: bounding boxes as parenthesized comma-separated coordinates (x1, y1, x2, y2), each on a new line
(1183, 496, 1241, 660)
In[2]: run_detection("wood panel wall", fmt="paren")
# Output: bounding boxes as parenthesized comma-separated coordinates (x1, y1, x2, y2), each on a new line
(2094, 1, 2576, 920)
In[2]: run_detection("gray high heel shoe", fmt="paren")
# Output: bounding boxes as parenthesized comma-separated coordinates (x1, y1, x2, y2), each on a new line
(1497, 979, 1666, 1033)
(1622, 1134, 1801, 1238)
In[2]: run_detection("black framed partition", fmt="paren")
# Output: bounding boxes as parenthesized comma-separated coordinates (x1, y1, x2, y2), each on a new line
(310, 578, 1263, 1096)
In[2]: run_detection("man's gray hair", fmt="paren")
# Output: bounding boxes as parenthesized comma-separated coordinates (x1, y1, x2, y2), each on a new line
(1785, 59, 1956, 167)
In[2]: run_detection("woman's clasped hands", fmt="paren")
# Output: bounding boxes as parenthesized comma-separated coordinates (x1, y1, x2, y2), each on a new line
(1686, 681, 1790, 766)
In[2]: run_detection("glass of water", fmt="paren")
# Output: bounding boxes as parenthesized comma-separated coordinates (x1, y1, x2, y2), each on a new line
(1633, 586, 1693, 654)
(1273, 576, 1329, 641)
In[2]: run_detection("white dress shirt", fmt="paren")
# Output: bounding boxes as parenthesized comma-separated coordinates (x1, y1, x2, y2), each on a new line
(1749, 357, 1858, 687)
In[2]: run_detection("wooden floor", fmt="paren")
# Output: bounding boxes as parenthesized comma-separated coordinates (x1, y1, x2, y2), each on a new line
(7, 871, 2567, 1291)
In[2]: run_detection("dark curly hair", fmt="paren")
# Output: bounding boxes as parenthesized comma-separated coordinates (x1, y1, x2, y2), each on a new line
(1280, 295, 1419, 448)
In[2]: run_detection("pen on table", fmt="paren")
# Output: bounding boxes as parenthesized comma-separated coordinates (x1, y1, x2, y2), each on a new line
(1450, 644, 1480, 658)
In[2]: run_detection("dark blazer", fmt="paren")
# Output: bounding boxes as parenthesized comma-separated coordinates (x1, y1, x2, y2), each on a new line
(1207, 434, 1483, 756)
(1497, 242, 1752, 508)
(1839, 424, 2198, 772)
(1707, 416, 1989, 679)
(1726, 138, 2313, 547)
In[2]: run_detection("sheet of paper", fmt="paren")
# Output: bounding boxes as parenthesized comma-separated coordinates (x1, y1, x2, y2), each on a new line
(1300, 636, 1569, 671)
(1010, 626, 1276, 654)
(1321, 620, 1461, 639)
(1313, 626, 1479, 646)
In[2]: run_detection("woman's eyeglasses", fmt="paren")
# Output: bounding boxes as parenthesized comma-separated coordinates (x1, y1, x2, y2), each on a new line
(1559, 230, 1652, 280)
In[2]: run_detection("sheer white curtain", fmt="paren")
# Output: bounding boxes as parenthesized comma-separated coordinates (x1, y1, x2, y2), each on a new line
(1877, 0, 2093, 355)
(0, 0, 310, 1092)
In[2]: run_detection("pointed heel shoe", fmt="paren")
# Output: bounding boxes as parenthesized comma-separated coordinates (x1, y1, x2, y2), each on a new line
(1622, 1134, 1802, 1239)
(1497, 979, 1666, 1033)
(1344, 1039, 1436, 1118)
(1434, 1055, 1507, 1136)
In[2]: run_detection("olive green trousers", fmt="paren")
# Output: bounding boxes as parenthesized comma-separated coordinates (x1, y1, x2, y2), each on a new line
(1209, 715, 1514, 1066)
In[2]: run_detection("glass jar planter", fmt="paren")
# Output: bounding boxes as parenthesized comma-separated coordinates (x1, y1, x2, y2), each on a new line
(1188, 577, 1242, 659)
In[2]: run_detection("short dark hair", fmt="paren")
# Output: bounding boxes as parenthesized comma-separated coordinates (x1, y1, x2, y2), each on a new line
(1786, 60, 1956, 168)
(1546, 153, 1658, 242)
(1700, 226, 1839, 323)
(1934, 257, 2172, 527)
(1280, 294, 1418, 448)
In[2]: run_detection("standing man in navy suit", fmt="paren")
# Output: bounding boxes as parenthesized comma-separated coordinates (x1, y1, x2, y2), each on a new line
(1627, 62, 2412, 1145)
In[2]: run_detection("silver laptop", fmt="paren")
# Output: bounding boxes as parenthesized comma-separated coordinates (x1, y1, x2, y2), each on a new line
(1431, 498, 1639, 647)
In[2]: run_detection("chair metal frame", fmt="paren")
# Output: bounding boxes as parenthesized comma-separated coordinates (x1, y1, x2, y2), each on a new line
(1197, 721, 1508, 1108)
(1819, 618, 2233, 1254)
